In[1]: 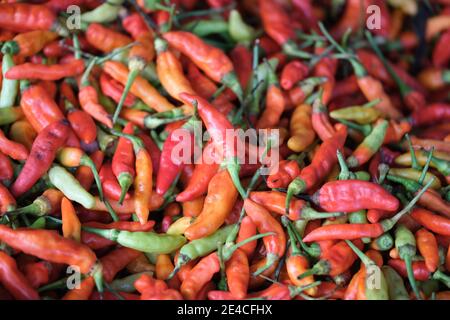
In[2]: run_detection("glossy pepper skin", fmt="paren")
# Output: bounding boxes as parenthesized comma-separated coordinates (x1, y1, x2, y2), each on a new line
(11, 120, 70, 197)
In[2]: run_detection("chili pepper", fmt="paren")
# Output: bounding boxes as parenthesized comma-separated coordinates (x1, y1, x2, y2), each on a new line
(176, 143, 219, 202)
(381, 265, 409, 300)
(89, 193, 163, 215)
(418, 67, 450, 91)
(344, 240, 389, 300)
(0, 152, 13, 183)
(57, 147, 104, 196)
(0, 107, 24, 126)
(345, 119, 388, 168)
(387, 175, 450, 218)
(0, 251, 39, 300)
(224, 248, 249, 299)
(320, 23, 403, 119)
(81, 0, 124, 23)
(311, 179, 400, 213)
(7, 30, 58, 58)
(256, 64, 284, 129)
(286, 124, 347, 206)
(180, 93, 247, 198)
(0, 43, 19, 109)
(62, 276, 95, 300)
(280, 60, 309, 91)
(163, 31, 243, 101)
(243, 199, 285, 276)
(0, 224, 97, 275)
(267, 160, 301, 190)
(78, 60, 113, 129)
(388, 259, 431, 283)
(433, 29, 450, 67)
(0, 3, 62, 34)
(330, 100, 381, 125)
(284, 218, 317, 296)
(100, 162, 130, 202)
(180, 252, 220, 300)
(76, 150, 104, 192)
(101, 247, 141, 283)
(81, 220, 155, 250)
(11, 120, 69, 197)
(394, 224, 421, 299)
(410, 208, 450, 237)
(287, 103, 316, 152)
(388, 168, 441, 190)
(62, 197, 81, 242)
(303, 179, 433, 242)
(110, 272, 153, 293)
(104, 60, 174, 112)
(23, 261, 51, 289)
(0, 129, 28, 161)
(7, 188, 63, 217)
(299, 240, 363, 279)
(0, 183, 15, 214)
(86, 23, 132, 54)
(311, 90, 336, 142)
(183, 169, 237, 240)
(6, 58, 85, 81)
(112, 123, 135, 204)
(111, 131, 153, 224)
(82, 224, 186, 254)
(416, 228, 439, 273)
(135, 274, 183, 300)
(410, 103, 450, 127)
(100, 73, 136, 108)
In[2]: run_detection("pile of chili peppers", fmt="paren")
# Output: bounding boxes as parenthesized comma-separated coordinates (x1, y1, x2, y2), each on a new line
(0, 0, 449, 301)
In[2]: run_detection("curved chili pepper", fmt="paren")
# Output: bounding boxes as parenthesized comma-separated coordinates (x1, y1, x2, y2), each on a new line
(287, 124, 347, 205)
(163, 31, 243, 101)
(416, 228, 439, 273)
(0, 3, 59, 33)
(267, 160, 301, 189)
(101, 247, 141, 283)
(112, 123, 135, 204)
(410, 208, 450, 236)
(6, 59, 84, 81)
(256, 65, 285, 129)
(11, 120, 69, 197)
(184, 169, 237, 240)
(0, 129, 28, 161)
(62, 197, 81, 242)
(0, 152, 13, 183)
(62, 276, 95, 300)
(99, 73, 136, 108)
(100, 162, 130, 202)
(0, 251, 39, 300)
(103, 60, 174, 112)
(243, 199, 286, 276)
(225, 248, 249, 299)
(135, 274, 183, 300)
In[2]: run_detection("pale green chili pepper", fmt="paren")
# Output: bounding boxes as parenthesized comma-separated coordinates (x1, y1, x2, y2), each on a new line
(0, 43, 19, 108)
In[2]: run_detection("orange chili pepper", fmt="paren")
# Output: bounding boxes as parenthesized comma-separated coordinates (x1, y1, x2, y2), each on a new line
(62, 276, 95, 300)
(225, 248, 249, 299)
(86, 23, 132, 53)
(416, 228, 439, 273)
(61, 197, 81, 242)
(0, 128, 28, 160)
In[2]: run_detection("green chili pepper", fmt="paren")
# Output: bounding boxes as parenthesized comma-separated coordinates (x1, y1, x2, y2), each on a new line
(96, 126, 117, 153)
(432, 270, 450, 288)
(0, 107, 23, 125)
(355, 171, 371, 181)
(395, 224, 422, 300)
(0, 42, 19, 108)
(82, 226, 186, 254)
(110, 271, 153, 293)
(420, 279, 440, 298)
(349, 210, 370, 243)
(329, 99, 381, 124)
(381, 266, 409, 300)
(182, 19, 229, 37)
(228, 9, 255, 43)
(370, 233, 393, 251)
(345, 240, 389, 300)
(48, 165, 96, 209)
(347, 119, 388, 168)
(388, 168, 441, 190)
(282, 217, 321, 258)
(143, 108, 189, 129)
(29, 217, 46, 229)
(81, 0, 124, 23)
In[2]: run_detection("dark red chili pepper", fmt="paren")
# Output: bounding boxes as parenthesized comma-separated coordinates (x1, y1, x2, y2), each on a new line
(388, 259, 430, 281)
(11, 120, 70, 197)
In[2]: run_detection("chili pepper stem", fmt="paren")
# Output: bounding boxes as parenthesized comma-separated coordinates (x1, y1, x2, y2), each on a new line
(222, 232, 275, 261)
(432, 270, 450, 288)
(404, 254, 422, 300)
(418, 148, 434, 185)
(117, 172, 133, 205)
(224, 157, 246, 199)
(253, 253, 278, 277)
(221, 72, 243, 103)
(380, 177, 434, 232)
(289, 281, 322, 297)
(112, 68, 139, 125)
(286, 178, 306, 214)
(405, 134, 421, 170)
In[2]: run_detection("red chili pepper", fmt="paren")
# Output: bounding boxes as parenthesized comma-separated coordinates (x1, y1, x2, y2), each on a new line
(0, 251, 39, 300)
(100, 162, 130, 202)
(112, 123, 135, 203)
(99, 73, 136, 108)
(0, 129, 28, 161)
(11, 120, 69, 197)
(0, 225, 97, 274)
(287, 124, 347, 204)
(23, 261, 51, 289)
(135, 274, 183, 300)
(0, 152, 13, 183)
(433, 29, 450, 67)
(410, 208, 450, 236)
(416, 228, 439, 273)
(388, 259, 430, 281)
(280, 60, 309, 90)
(86, 23, 132, 53)
(180, 252, 220, 300)
(230, 45, 252, 90)
(101, 247, 141, 282)
(0, 3, 57, 33)
(163, 31, 242, 101)
(5, 59, 84, 81)
(75, 150, 104, 192)
(62, 276, 95, 300)
(410, 103, 450, 127)
(267, 159, 301, 189)
(243, 199, 286, 275)
(81, 220, 155, 250)
(0, 183, 16, 214)
(225, 248, 249, 299)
